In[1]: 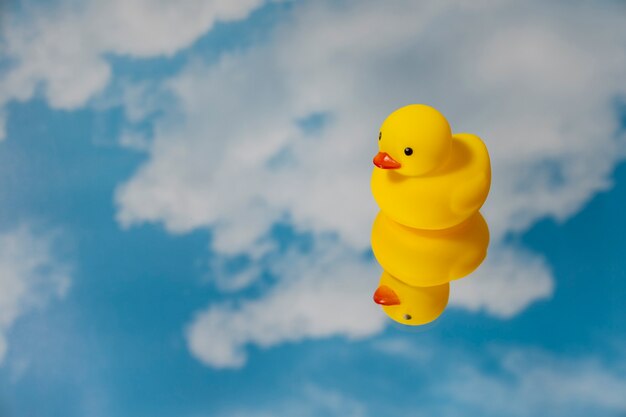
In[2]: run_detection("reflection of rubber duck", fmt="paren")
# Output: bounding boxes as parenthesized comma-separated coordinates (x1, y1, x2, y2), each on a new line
(373, 271, 449, 326)
(371, 211, 489, 287)
(371, 104, 491, 230)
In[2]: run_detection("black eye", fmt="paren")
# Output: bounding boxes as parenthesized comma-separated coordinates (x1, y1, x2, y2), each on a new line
(378, 132, 382, 141)
(404, 147, 413, 156)
(403, 314, 412, 320)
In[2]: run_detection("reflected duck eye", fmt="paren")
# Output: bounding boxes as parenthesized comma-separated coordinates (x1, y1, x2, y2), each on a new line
(404, 147, 413, 156)
(403, 314, 412, 320)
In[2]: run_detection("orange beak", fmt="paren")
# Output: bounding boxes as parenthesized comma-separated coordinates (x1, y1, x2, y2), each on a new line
(373, 285, 401, 306)
(373, 152, 401, 169)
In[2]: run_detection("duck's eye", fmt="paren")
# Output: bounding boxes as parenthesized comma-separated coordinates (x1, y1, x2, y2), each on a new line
(378, 132, 382, 141)
(403, 314, 412, 320)
(404, 147, 413, 156)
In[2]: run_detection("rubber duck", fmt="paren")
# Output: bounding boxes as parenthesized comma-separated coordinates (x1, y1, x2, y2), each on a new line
(371, 104, 491, 230)
(371, 211, 489, 287)
(373, 271, 449, 326)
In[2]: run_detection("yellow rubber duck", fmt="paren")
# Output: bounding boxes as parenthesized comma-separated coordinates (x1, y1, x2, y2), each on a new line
(373, 271, 449, 326)
(371, 104, 491, 230)
(371, 211, 489, 287)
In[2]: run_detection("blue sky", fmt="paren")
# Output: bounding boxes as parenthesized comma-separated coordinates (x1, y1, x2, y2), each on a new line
(1, 1, 626, 416)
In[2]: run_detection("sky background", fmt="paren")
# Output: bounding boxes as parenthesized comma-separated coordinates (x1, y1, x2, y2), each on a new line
(1, 0, 626, 416)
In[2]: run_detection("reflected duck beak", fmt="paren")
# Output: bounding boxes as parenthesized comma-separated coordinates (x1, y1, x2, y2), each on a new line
(373, 285, 401, 306)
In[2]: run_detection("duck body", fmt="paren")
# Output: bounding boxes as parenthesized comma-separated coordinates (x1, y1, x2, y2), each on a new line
(371, 210, 489, 287)
(372, 132, 491, 230)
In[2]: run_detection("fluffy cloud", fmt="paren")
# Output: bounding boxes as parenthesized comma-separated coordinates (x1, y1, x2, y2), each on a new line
(187, 237, 384, 368)
(0, 0, 271, 139)
(0, 226, 71, 363)
(372, 339, 626, 417)
(111, 0, 626, 366)
(215, 385, 369, 417)
(439, 349, 626, 417)
(208, 341, 626, 417)
(450, 245, 554, 317)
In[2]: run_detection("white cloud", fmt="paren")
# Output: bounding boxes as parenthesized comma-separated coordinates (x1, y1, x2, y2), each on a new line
(0, 0, 271, 136)
(0, 110, 6, 141)
(214, 385, 369, 417)
(118, 129, 151, 152)
(450, 245, 554, 317)
(200, 340, 626, 417)
(439, 348, 626, 417)
(186, 237, 384, 368)
(371, 339, 626, 417)
(0, 226, 71, 363)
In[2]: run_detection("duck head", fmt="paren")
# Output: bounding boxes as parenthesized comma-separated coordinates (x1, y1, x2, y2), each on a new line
(373, 271, 449, 326)
(374, 104, 452, 176)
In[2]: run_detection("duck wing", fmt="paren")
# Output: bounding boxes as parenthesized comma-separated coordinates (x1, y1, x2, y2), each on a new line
(450, 172, 490, 215)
